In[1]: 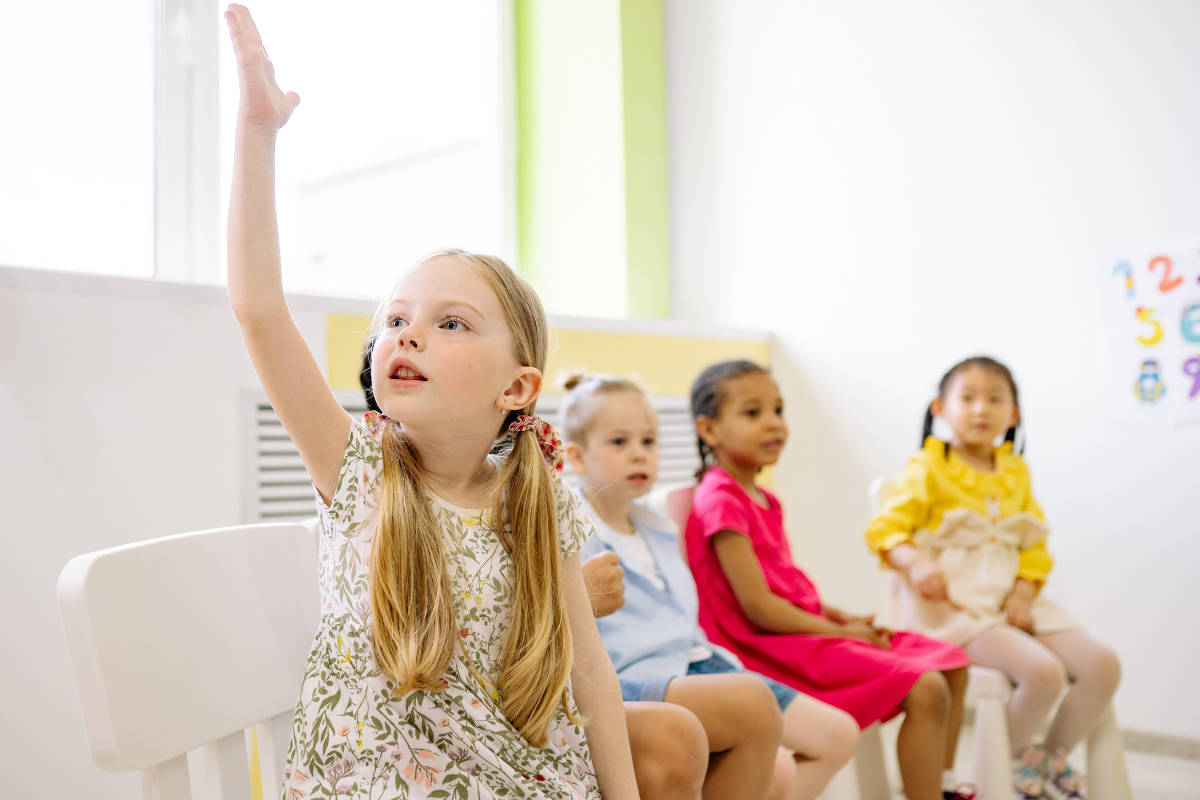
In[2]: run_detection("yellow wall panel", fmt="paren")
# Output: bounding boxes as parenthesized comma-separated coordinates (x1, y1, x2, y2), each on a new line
(546, 329, 770, 394)
(327, 314, 373, 390)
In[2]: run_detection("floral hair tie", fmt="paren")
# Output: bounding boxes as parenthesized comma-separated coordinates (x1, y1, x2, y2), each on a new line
(508, 414, 564, 474)
(363, 410, 392, 443)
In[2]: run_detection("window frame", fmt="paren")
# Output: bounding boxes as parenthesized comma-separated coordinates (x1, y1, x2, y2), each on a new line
(153, 0, 517, 287)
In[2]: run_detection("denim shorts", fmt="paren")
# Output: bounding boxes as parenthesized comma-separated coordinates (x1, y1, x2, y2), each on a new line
(619, 652, 798, 711)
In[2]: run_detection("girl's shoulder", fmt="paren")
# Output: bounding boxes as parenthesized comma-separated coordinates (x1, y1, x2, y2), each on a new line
(553, 473, 597, 559)
(693, 467, 774, 517)
(693, 466, 743, 506)
(321, 413, 386, 529)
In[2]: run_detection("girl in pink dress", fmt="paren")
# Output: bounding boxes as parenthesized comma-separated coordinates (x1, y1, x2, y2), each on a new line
(684, 361, 972, 800)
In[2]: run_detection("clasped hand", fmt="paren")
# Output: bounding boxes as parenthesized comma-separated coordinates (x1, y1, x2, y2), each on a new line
(582, 551, 626, 618)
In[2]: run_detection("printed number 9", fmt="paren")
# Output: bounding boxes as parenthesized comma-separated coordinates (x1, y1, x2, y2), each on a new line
(1182, 303, 1200, 343)
(1137, 308, 1163, 346)
(1184, 357, 1200, 399)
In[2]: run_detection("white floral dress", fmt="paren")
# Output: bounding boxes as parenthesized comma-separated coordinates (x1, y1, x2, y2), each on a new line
(282, 416, 600, 800)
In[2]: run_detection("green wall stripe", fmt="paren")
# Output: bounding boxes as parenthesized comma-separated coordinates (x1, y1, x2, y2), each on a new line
(620, 0, 671, 318)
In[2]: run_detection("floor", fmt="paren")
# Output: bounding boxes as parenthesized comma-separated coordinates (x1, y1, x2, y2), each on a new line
(820, 717, 1200, 800)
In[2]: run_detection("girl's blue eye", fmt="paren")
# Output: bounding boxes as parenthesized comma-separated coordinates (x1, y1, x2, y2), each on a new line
(442, 318, 467, 331)
(388, 317, 407, 329)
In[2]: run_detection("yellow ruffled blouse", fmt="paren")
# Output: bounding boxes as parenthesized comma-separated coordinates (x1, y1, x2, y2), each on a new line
(865, 437, 1053, 584)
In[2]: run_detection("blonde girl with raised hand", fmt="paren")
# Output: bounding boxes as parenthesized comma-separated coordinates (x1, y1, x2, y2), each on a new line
(866, 357, 1121, 800)
(563, 374, 860, 800)
(224, 7, 637, 798)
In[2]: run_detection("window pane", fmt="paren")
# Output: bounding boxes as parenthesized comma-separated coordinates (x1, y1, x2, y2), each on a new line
(218, 1, 509, 299)
(0, 1, 155, 276)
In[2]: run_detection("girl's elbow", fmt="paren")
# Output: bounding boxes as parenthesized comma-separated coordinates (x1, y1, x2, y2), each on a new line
(741, 597, 773, 629)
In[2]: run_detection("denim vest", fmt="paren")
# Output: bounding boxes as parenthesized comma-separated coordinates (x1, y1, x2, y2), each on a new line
(576, 488, 738, 681)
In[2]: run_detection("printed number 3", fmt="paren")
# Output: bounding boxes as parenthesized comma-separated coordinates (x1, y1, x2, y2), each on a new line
(1184, 357, 1200, 399)
(1148, 256, 1184, 292)
(1137, 308, 1163, 346)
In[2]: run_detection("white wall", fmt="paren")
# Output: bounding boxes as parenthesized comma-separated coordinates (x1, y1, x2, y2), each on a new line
(665, 0, 1200, 739)
(0, 266, 374, 799)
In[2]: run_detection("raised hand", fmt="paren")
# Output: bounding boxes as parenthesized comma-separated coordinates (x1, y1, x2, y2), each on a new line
(224, 4, 300, 134)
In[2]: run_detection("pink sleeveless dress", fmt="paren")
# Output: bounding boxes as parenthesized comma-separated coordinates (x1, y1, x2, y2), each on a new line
(686, 467, 969, 728)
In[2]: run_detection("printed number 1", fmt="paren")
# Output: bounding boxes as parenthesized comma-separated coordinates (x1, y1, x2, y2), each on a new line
(1148, 256, 1184, 292)
(1184, 357, 1200, 399)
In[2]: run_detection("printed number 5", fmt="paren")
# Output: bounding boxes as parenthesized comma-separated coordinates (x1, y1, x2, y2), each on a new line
(1137, 308, 1163, 346)
(1149, 256, 1184, 292)
(1182, 303, 1200, 343)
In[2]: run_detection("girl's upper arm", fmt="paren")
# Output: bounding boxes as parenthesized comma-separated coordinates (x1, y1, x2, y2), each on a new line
(710, 530, 774, 616)
(240, 313, 353, 504)
(864, 461, 934, 560)
(561, 552, 608, 676)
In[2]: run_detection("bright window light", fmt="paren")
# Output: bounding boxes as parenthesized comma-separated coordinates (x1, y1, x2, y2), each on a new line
(217, 1, 510, 300)
(0, 1, 155, 276)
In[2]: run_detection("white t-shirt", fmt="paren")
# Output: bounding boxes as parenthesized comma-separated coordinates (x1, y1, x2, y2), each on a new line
(616, 525, 712, 664)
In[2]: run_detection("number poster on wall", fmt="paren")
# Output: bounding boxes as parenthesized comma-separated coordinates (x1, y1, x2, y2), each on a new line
(1102, 241, 1200, 425)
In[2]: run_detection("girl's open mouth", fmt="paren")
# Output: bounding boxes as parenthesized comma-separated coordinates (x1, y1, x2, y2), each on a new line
(626, 473, 650, 485)
(387, 357, 427, 383)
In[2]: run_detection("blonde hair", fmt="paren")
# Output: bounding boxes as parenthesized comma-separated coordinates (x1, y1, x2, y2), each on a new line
(559, 372, 647, 444)
(366, 249, 576, 747)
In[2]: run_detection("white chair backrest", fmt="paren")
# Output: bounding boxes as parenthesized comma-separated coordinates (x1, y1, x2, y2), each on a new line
(867, 477, 896, 514)
(57, 521, 320, 800)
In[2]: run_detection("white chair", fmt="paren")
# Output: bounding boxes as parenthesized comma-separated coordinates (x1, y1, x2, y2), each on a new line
(57, 521, 321, 800)
(868, 478, 1133, 800)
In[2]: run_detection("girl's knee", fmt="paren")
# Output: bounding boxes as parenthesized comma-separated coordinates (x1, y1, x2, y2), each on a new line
(828, 709, 861, 763)
(905, 671, 951, 719)
(1026, 653, 1068, 698)
(1088, 644, 1122, 695)
(630, 705, 708, 798)
(737, 676, 785, 743)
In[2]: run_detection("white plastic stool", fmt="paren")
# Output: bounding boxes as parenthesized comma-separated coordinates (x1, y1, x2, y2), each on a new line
(969, 666, 1014, 800)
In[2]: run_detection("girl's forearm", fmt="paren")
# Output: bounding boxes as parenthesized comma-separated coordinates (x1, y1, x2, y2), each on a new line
(884, 542, 920, 571)
(747, 593, 845, 637)
(228, 126, 289, 323)
(572, 660, 639, 800)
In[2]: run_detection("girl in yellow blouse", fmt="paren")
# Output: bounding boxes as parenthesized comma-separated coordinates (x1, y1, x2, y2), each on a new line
(866, 357, 1120, 800)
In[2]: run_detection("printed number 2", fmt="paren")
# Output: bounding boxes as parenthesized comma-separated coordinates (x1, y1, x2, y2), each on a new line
(1148, 256, 1184, 292)
(1182, 303, 1200, 343)
(1184, 357, 1200, 399)
(1137, 308, 1164, 345)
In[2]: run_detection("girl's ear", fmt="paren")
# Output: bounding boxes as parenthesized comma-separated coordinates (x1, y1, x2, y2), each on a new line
(498, 367, 542, 411)
(929, 397, 944, 418)
(564, 441, 587, 476)
(696, 415, 720, 449)
(1011, 405, 1021, 428)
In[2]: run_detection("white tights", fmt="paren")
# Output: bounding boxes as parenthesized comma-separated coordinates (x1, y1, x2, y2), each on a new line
(964, 627, 1121, 755)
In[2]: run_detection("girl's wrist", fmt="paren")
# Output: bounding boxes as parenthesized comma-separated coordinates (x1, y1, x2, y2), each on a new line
(235, 120, 281, 146)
